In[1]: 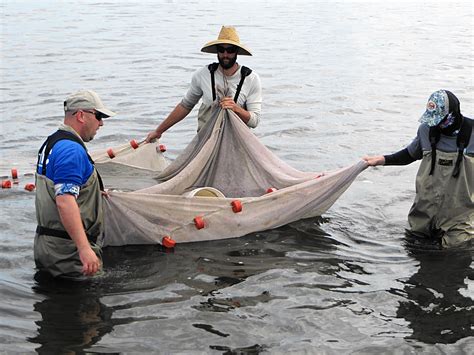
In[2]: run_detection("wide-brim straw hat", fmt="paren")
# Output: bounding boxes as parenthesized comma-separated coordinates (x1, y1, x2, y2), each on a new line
(201, 26, 252, 56)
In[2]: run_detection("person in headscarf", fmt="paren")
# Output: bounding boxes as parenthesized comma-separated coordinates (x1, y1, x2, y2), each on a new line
(363, 90, 473, 247)
(146, 25, 262, 142)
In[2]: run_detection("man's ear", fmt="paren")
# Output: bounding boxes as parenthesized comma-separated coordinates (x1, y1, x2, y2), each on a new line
(76, 110, 86, 124)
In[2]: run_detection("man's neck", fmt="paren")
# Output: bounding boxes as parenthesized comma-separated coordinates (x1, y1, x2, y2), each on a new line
(220, 63, 239, 77)
(63, 119, 84, 141)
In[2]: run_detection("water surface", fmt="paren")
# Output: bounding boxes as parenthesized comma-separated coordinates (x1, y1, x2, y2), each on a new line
(1, 0, 473, 353)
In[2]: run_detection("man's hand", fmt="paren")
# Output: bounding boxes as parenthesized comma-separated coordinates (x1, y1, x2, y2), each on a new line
(78, 245, 101, 276)
(219, 96, 252, 125)
(220, 97, 238, 111)
(146, 129, 162, 143)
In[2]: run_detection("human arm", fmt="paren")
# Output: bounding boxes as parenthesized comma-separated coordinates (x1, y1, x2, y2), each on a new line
(363, 126, 423, 166)
(220, 71, 262, 127)
(51, 142, 101, 276)
(146, 69, 204, 142)
(244, 74, 262, 128)
(145, 103, 191, 142)
(362, 155, 385, 166)
(56, 194, 101, 276)
(383, 148, 416, 165)
(363, 148, 417, 166)
(220, 96, 252, 123)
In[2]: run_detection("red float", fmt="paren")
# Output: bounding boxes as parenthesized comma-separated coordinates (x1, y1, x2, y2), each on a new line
(107, 148, 115, 159)
(24, 183, 36, 191)
(231, 200, 242, 213)
(162, 236, 176, 248)
(194, 216, 205, 229)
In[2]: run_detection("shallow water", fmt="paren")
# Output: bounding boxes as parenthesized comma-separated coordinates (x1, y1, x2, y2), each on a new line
(1, 0, 473, 353)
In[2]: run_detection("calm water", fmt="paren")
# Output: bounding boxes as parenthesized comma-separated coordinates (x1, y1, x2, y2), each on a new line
(1, 0, 473, 353)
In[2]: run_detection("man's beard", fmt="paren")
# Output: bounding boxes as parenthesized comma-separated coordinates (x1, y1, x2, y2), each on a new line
(218, 54, 237, 69)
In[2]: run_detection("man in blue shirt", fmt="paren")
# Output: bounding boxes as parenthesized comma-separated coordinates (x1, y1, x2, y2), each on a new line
(35, 90, 116, 278)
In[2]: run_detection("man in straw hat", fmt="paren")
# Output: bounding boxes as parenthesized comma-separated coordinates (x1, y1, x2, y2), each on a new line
(34, 90, 116, 279)
(146, 26, 262, 142)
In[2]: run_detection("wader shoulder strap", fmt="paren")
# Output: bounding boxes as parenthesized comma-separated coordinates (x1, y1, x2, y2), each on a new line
(233, 66, 252, 102)
(208, 64, 253, 102)
(37, 130, 104, 190)
(208, 62, 219, 101)
(428, 126, 441, 175)
(453, 117, 473, 177)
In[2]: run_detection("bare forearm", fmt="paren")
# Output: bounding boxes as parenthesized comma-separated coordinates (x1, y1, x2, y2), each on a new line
(232, 105, 251, 124)
(56, 194, 90, 249)
(155, 103, 191, 135)
(56, 194, 100, 275)
(220, 97, 251, 124)
(146, 103, 191, 142)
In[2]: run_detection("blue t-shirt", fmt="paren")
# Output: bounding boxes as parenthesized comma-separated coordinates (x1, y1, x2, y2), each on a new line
(37, 140, 93, 197)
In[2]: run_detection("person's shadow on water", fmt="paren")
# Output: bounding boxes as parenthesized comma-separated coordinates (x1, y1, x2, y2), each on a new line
(27, 244, 178, 355)
(26, 220, 336, 354)
(397, 237, 474, 344)
(28, 272, 115, 355)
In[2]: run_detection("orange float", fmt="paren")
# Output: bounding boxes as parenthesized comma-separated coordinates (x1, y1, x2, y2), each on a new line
(107, 148, 115, 159)
(2, 180, 12, 189)
(11, 168, 18, 179)
(162, 236, 176, 248)
(266, 187, 277, 193)
(231, 200, 242, 213)
(194, 216, 205, 229)
(159, 144, 167, 152)
(24, 183, 36, 191)
(129, 139, 139, 149)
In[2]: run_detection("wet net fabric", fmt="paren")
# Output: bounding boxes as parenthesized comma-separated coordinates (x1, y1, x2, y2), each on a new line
(101, 109, 367, 246)
(91, 140, 168, 173)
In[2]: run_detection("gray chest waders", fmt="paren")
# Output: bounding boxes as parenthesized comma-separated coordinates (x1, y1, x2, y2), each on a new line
(36, 129, 104, 243)
(409, 119, 474, 247)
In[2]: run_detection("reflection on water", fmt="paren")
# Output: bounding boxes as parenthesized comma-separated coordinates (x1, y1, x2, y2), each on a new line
(26, 219, 336, 353)
(29, 275, 114, 354)
(1, 0, 473, 352)
(397, 241, 474, 344)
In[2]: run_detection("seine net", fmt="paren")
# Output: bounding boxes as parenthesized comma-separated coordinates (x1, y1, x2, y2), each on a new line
(97, 109, 367, 246)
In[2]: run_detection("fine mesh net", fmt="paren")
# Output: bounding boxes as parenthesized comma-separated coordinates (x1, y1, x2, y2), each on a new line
(91, 139, 168, 173)
(98, 109, 367, 246)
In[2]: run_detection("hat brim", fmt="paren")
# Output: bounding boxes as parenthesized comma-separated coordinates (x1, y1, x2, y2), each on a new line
(201, 40, 252, 56)
(419, 110, 443, 127)
(96, 107, 116, 118)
